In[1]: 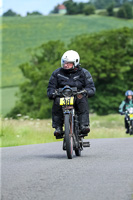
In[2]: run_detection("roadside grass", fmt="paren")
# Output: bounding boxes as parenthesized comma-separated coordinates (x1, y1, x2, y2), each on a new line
(0, 117, 56, 147)
(89, 114, 127, 139)
(0, 114, 132, 147)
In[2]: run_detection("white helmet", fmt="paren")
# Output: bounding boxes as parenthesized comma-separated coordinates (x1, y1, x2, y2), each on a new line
(61, 50, 80, 69)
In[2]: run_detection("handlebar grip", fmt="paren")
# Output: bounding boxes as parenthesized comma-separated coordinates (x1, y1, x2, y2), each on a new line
(77, 90, 87, 94)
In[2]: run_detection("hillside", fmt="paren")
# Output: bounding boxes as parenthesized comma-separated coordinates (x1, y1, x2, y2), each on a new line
(2, 14, 133, 87)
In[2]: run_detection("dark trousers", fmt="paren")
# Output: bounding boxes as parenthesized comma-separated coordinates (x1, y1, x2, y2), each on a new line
(52, 96, 89, 128)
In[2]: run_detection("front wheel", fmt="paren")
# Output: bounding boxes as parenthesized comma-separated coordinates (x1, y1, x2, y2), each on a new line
(130, 120, 133, 135)
(75, 149, 81, 156)
(65, 114, 73, 159)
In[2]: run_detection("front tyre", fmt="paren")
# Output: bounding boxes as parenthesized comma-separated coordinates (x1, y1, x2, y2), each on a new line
(65, 114, 73, 159)
(75, 149, 81, 156)
(130, 120, 133, 135)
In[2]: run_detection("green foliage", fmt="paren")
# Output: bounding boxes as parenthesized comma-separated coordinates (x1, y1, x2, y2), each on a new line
(97, 10, 108, 16)
(26, 11, 42, 16)
(77, 3, 86, 14)
(3, 9, 20, 17)
(63, 0, 79, 14)
(63, 0, 95, 15)
(107, 4, 114, 16)
(50, 5, 59, 14)
(90, 0, 115, 9)
(117, 7, 126, 18)
(83, 5, 96, 15)
(117, 3, 133, 19)
(90, 0, 132, 9)
(62, 0, 132, 14)
(68, 27, 133, 115)
(7, 27, 133, 118)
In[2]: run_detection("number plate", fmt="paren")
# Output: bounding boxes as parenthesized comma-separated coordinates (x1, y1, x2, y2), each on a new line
(129, 114, 133, 118)
(60, 97, 74, 106)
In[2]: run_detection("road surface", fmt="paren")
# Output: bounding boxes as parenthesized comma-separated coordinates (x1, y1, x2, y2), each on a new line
(1, 138, 133, 200)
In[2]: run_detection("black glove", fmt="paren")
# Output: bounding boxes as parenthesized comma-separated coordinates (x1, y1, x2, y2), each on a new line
(82, 89, 88, 97)
(48, 90, 58, 100)
(120, 112, 125, 115)
(52, 90, 59, 99)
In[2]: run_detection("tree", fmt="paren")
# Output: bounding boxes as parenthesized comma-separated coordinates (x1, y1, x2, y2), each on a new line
(123, 2, 133, 18)
(77, 3, 85, 14)
(68, 27, 133, 115)
(90, 0, 132, 8)
(63, 0, 78, 14)
(117, 7, 126, 18)
(83, 4, 95, 15)
(27, 11, 42, 16)
(50, 5, 59, 14)
(90, 0, 115, 9)
(3, 9, 20, 17)
(107, 4, 114, 16)
(117, 3, 133, 18)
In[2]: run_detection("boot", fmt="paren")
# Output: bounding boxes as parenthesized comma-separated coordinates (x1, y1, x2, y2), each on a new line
(80, 125, 90, 136)
(54, 127, 63, 139)
(126, 128, 129, 134)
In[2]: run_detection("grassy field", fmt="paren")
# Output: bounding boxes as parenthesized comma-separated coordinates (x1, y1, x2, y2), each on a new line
(0, 87, 19, 116)
(2, 15, 133, 87)
(0, 114, 132, 147)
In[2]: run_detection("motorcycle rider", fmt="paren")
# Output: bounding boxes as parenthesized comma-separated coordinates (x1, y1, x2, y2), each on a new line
(47, 50, 96, 138)
(119, 90, 133, 133)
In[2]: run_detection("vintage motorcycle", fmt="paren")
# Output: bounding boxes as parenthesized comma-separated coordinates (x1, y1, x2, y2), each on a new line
(125, 107, 133, 135)
(55, 85, 90, 159)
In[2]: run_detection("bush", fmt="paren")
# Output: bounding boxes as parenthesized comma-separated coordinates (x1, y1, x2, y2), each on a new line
(107, 4, 114, 16)
(27, 11, 42, 16)
(83, 5, 96, 15)
(117, 3, 133, 19)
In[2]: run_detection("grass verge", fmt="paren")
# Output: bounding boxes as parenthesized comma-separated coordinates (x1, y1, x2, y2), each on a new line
(0, 114, 132, 147)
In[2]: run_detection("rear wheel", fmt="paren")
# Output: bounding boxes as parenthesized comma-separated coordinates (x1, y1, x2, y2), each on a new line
(65, 114, 73, 159)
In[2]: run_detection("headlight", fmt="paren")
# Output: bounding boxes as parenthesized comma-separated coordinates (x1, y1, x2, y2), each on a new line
(62, 88, 72, 97)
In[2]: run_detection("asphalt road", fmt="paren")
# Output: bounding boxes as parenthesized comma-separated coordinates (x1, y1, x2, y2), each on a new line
(1, 138, 133, 200)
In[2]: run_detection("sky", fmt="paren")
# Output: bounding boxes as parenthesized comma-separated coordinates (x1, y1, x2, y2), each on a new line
(1, 0, 89, 16)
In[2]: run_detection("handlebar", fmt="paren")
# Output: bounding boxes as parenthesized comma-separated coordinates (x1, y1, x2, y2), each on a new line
(53, 87, 87, 98)
(120, 110, 133, 115)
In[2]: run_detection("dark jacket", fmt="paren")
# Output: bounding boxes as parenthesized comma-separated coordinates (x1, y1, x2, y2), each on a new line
(47, 66, 96, 99)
